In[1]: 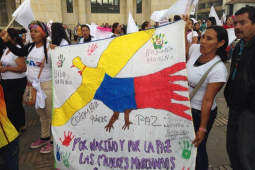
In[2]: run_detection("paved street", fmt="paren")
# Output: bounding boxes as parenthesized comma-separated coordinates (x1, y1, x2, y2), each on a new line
(19, 63, 232, 170)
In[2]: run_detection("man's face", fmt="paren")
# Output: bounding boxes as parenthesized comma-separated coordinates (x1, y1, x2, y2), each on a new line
(234, 13, 255, 42)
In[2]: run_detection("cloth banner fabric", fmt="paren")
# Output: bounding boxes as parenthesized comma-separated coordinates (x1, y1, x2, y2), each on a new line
(127, 12, 139, 34)
(51, 20, 196, 170)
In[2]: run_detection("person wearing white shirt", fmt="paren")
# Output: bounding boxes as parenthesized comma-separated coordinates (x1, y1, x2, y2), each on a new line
(0, 28, 27, 134)
(79, 25, 95, 43)
(187, 19, 198, 44)
(184, 15, 229, 170)
(1, 20, 54, 154)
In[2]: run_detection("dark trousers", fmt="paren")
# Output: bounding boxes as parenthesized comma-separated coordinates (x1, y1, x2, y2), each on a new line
(0, 137, 19, 170)
(2, 77, 27, 132)
(192, 108, 217, 170)
(227, 108, 255, 170)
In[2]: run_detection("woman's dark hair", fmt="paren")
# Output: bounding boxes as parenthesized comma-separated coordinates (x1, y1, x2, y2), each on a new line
(112, 22, 119, 33)
(141, 21, 150, 30)
(51, 22, 70, 46)
(206, 26, 229, 62)
(174, 15, 181, 21)
(7, 28, 24, 47)
(235, 6, 255, 24)
(81, 25, 92, 42)
(224, 15, 232, 24)
(207, 17, 216, 26)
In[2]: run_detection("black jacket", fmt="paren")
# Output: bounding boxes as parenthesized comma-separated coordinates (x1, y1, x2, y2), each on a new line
(224, 36, 255, 113)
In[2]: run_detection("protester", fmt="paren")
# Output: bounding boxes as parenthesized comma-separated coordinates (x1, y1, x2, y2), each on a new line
(73, 26, 78, 41)
(200, 20, 206, 32)
(206, 17, 217, 27)
(223, 15, 234, 29)
(0, 85, 19, 170)
(79, 25, 95, 43)
(120, 24, 126, 35)
(154, 22, 159, 28)
(224, 6, 255, 170)
(174, 15, 181, 22)
(63, 24, 70, 42)
(193, 21, 202, 43)
(187, 19, 198, 44)
(184, 15, 228, 170)
(168, 18, 172, 23)
(0, 28, 27, 135)
(51, 22, 70, 46)
(111, 22, 121, 37)
(76, 23, 82, 42)
(141, 21, 151, 30)
(1, 20, 53, 154)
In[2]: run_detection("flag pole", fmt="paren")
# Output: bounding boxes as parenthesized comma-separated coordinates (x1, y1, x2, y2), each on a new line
(5, 17, 16, 31)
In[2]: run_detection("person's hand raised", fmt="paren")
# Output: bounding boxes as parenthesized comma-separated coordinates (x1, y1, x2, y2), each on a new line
(0, 30, 9, 43)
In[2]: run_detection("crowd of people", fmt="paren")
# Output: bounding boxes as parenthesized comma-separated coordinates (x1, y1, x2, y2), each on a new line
(0, 5, 255, 170)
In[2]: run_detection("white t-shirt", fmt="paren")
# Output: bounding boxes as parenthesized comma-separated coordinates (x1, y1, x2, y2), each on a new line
(187, 31, 198, 44)
(187, 44, 228, 110)
(26, 45, 52, 82)
(79, 37, 95, 43)
(1, 46, 26, 80)
(60, 39, 69, 46)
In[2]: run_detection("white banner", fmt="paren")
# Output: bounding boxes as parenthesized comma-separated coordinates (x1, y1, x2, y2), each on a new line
(51, 20, 196, 170)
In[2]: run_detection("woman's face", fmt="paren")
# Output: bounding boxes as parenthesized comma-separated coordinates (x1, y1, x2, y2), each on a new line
(187, 20, 193, 28)
(206, 20, 212, 27)
(194, 23, 200, 30)
(81, 27, 90, 38)
(226, 17, 233, 26)
(200, 29, 224, 55)
(115, 24, 121, 33)
(21, 33, 26, 42)
(145, 23, 151, 29)
(30, 28, 44, 44)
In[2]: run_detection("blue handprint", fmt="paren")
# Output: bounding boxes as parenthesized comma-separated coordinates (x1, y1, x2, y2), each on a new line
(56, 144, 63, 161)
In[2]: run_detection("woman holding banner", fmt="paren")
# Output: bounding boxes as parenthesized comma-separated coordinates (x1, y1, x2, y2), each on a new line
(184, 15, 228, 170)
(1, 20, 54, 154)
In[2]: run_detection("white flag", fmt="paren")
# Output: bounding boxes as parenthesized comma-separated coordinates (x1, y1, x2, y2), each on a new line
(127, 12, 138, 34)
(221, 12, 226, 25)
(150, 10, 168, 22)
(209, 6, 222, 26)
(12, 0, 35, 29)
(161, 0, 199, 19)
(226, 28, 236, 45)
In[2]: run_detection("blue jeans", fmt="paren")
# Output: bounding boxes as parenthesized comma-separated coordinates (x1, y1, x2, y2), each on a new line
(192, 108, 217, 170)
(0, 137, 19, 170)
(227, 108, 255, 170)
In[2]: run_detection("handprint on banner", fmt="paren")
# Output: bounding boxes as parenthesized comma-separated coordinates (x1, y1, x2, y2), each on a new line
(182, 166, 190, 170)
(61, 152, 71, 168)
(56, 144, 63, 161)
(87, 44, 98, 56)
(57, 54, 65, 68)
(59, 131, 75, 147)
(179, 140, 193, 159)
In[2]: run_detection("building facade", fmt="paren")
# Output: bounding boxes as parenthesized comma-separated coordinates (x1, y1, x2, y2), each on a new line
(225, 0, 255, 15)
(0, 0, 179, 29)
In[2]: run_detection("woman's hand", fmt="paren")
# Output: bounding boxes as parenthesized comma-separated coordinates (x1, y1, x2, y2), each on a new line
(0, 66, 7, 73)
(192, 130, 205, 147)
(50, 44, 57, 50)
(0, 30, 9, 43)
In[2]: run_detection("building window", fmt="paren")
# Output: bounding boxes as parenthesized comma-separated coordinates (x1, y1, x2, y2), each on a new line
(0, 0, 21, 27)
(137, 0, 142, 13)
(91, 0, 120, 13)
(67, 0, 73, 13)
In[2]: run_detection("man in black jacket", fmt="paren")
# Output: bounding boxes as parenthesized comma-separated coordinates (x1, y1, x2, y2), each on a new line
(224, 6, 255, 170)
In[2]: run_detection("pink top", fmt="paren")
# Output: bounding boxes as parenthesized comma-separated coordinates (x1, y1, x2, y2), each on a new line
(97, 26, 112, 32)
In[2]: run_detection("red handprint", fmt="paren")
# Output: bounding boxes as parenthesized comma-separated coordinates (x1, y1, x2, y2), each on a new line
(87, 44, 98, 56)
(59, 131, 75, 147)
(182, 167, 190, 170)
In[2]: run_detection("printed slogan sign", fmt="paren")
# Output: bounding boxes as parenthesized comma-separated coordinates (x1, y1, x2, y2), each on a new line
(51, 20, 196, 170)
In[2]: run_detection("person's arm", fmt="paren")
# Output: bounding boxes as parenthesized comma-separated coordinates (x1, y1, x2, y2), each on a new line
(0, 57, 26, 73)
(5, 41, 32, 57)
(183, 15, 192, 57)
(1, 31, 31, 56)
(192, 82, 224, 147)
(192, 36, 198, 44)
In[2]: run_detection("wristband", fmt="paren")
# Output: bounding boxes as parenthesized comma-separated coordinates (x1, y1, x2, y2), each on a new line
(199, 127, 208, 133)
